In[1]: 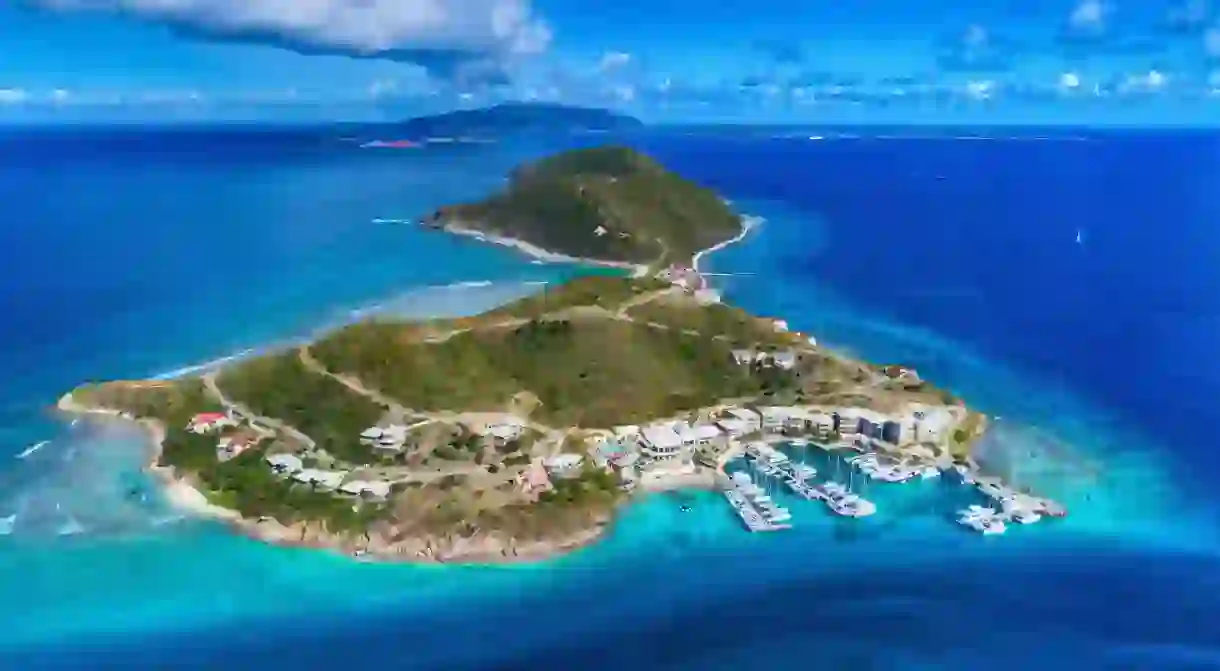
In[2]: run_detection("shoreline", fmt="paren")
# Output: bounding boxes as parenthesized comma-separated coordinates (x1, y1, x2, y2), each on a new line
(54, 392, 622, 566)
(439, 219, 650, 278)
(693, 214, 761, 274)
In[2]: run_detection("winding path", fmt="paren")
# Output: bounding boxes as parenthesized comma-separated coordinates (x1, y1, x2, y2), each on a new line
(202, 371, 317, 449)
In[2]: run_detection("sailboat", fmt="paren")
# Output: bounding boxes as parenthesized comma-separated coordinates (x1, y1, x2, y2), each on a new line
(1075, 229, 1083, 245)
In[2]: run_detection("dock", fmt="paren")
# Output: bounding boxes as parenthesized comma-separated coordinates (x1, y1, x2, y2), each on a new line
(722, 489, 790, 532)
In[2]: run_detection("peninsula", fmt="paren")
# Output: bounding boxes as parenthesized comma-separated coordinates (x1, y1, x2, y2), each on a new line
(60, 146, 989, 563)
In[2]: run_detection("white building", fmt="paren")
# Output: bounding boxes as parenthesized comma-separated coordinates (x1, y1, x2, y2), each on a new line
(639, 424, 685, 462)
(676, 422, 725, 448)
(544, 453, 585, 477)
(468, 414, 526, 445)
(758, 406, 792, 432)
(731, 349, 757, 365)
(339, 480, 392, 499)
(614, 425, 641, 441)
(266, 453, 304, 474)
(292, 469, 348, 490)
(770, 351, 798, 370)
(722, 407, 761, 434)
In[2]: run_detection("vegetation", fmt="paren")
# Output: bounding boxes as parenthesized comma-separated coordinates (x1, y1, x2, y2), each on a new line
(314, 315, 766, 428)
(70, 379, 220, 426)
(424, 146, 742, 265)
(472, 274, 669, 321)
(215, 353, 386, 464)
(626, 298, 795, 347)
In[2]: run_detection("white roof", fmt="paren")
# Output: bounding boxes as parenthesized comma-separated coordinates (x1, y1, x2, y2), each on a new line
(716, 418, 747, 433)
(360, 427, 383, 439)
(544, 454, 584, 469)
(292, 469, 347, 488)
(725, 407, 758, 422)
(614, 425, 641, 437)
(759, 406, 793, 419)
(488, 424, 524, 439)
(339, 480, 391, 497)
(265, 454, 303, 472)
(641, 425, 683, 449)
(679, 424, 721, 440)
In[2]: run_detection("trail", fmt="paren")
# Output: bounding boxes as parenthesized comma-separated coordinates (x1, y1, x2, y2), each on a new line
(201, 372, 316, 449)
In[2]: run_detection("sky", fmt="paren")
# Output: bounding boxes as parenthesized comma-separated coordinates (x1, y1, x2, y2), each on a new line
(0, 0, 1218, 125)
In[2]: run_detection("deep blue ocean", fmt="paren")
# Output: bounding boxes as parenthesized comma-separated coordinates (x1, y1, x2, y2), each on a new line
(2, 126, 1220, 670)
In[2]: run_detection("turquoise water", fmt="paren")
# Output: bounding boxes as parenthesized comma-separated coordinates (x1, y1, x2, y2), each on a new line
(2, 128, 1219, 668)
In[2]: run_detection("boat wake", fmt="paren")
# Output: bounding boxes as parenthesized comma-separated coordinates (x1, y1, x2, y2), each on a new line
(16, 440, 48, 460)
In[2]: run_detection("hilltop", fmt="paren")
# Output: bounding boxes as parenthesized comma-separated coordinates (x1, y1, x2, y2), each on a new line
(397, 103, 643, 139)
(420, 146, 742, 266)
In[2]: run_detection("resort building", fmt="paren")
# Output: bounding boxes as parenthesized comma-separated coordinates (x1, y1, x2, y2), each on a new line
(467, 414, 527, 446)
(639, 424, 685, 463)
(720, 407, 761, 435)
(613, 425, 641, 441)
(675, 422, 725, 449)
(730, 349, 798, 370)
(187, 412, 234, 434)
(516, 458, 554, 502)
(338, 480, 392, 500)
(292, 469, 348, 491)
(266, 453, 304, 475)
(544, 453, 585, 478)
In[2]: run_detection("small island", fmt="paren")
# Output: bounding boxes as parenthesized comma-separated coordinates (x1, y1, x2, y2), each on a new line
(60, 146, 998, 563)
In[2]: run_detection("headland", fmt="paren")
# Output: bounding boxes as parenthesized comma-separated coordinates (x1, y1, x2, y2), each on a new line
(58, 146, 998, 564)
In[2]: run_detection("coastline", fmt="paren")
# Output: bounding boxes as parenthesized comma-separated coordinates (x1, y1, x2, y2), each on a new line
(53, 392, 617, 565)
(439, 219, 650, 277)
(51, 207, 975, 566)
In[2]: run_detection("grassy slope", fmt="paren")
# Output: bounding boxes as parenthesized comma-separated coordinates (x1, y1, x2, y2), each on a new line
(435, 146, 741, 265)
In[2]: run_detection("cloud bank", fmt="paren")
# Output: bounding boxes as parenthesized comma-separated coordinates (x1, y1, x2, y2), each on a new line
(32, 0, 551, 77)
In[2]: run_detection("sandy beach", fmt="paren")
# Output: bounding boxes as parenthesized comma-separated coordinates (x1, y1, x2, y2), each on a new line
(441, 220, 650, 277)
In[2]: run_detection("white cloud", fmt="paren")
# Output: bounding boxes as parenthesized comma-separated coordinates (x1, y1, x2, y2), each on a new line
(1069, 0, 1107, 32)
(36, 0, 551, 60)
(598, 51, 632, 72)
(1059, 71, 1081, 90)
(0, 89, 29, 104)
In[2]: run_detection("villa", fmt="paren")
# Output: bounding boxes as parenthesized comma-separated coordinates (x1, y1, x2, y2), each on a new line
(265, 453, 304, 475)
(543, 453, 585, 478)
(718, 407, 761, 435)
(639, 423, 685, 463)
(292, 469, 348, 491)
(730, 349, 799, 370)
(187, 412, 234, 434)
(338, 480, 392, 500)
(467, 414, 527, 446)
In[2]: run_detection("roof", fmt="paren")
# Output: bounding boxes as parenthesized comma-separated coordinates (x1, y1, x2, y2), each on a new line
(725, 407, 758, 422)
(339, 480, 391, 497)
(613, 425, 640, 437)
(265, 454, 304, 472)
(292, 469, 347, 488)
(678, 423, 722, 441)
(545, 454, 584, 469)
(641, 424, 683, 449)
(194, 412, 227, 422)
(360, 427, 383, 438)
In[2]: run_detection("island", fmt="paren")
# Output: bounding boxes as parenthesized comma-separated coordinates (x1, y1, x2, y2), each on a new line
(395, 103, 644, 141)
(59, 146, 997, 563)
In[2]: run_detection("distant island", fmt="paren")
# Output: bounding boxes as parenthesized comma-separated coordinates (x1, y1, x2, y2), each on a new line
(59, 146, 989, 563)
(397, 103, 644, 141)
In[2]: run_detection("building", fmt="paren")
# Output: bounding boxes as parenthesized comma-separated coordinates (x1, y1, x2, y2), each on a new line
(731, 349, 757, 365)
(516, 458, 553, 502)
(266, 453, 304, 475)
(339, 480, 392, 499)
(770, 351, 798, 370)
(613, 425, 641, 441)
(722, 407, 761, 434)
(544, 453, 585, 478)
(675, 422, 725, 449)
(834, 409, 862, 436)
(292, 469, 347, 490)
(468, 414, 527, 446)
(639, 424, 684, 462)
(187, 412, 234, 434)
(758, 407, 791, 432)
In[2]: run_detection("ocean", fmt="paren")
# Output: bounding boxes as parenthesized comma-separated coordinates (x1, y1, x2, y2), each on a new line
(2, 126, 1219, 670)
